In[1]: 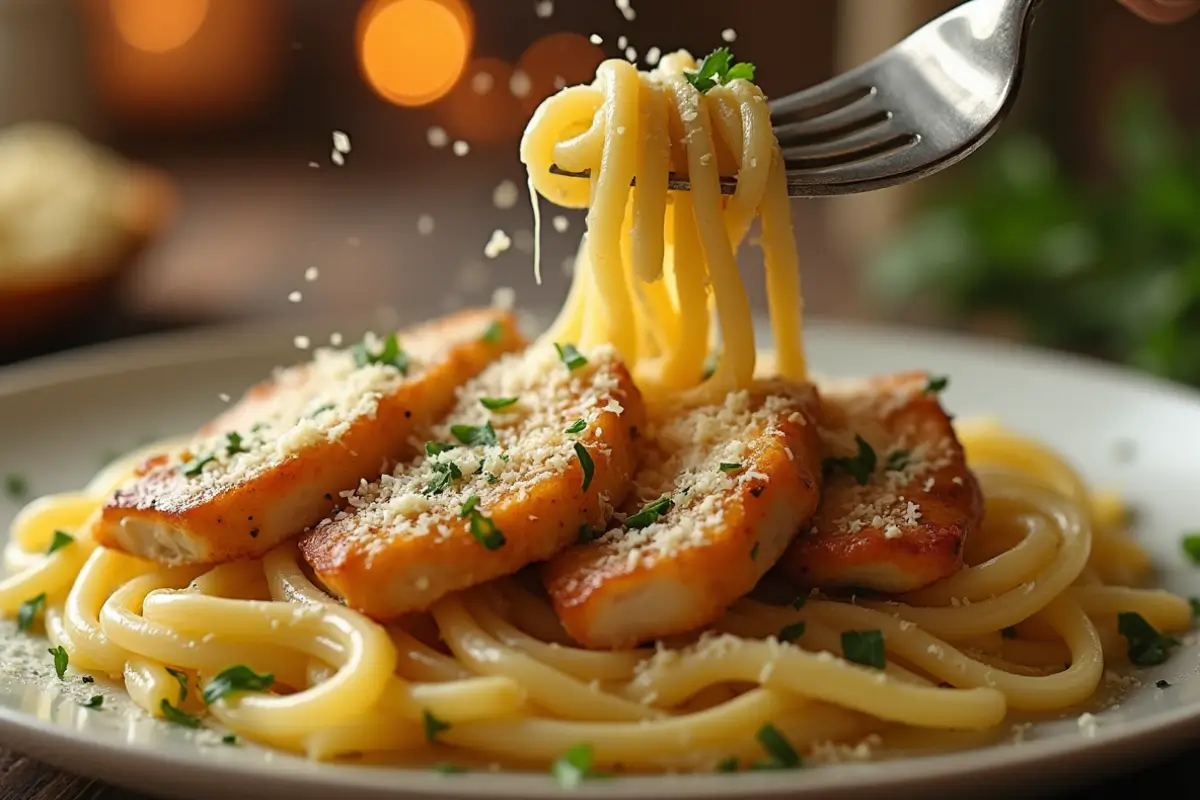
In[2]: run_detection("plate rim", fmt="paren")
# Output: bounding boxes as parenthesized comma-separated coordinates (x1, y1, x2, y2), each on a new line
(3, 315, 1200, 799)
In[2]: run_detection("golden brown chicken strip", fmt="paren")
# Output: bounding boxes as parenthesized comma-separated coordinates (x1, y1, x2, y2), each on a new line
(544, 380, 823, 650)
(779, 372, 983, 594)
(92, 309, 522, 565)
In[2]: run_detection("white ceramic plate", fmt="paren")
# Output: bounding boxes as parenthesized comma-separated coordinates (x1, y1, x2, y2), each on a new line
(2, 316, 1200, 800)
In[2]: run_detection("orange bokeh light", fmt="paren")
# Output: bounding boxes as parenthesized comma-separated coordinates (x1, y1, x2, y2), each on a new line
(357, 0, 473, 107)
(109, 0, 210, 53)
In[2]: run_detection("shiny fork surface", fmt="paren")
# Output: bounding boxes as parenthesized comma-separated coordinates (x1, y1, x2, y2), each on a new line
(550, 0, 1042, 197)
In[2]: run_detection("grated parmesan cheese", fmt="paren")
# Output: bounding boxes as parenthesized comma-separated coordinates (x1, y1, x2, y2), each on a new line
(484, 229, 512, 259)
(452, 140, 470, 157)
(721, 28, 737, 42)
(552, 215, 569, 233)
(427, 127, 449, 148)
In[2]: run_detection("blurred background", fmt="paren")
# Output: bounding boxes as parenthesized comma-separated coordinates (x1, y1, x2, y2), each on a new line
(0, 0, 1197, 385)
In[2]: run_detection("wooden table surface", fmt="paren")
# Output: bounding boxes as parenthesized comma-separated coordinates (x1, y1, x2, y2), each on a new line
(0, 158, 1188, 799)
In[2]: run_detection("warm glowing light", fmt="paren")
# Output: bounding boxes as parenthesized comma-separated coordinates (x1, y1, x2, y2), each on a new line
(515, 32, 605, 114)
(442, 57, 525, 145)
(358, 0, 473, 107)
(109, 0, 210, 54)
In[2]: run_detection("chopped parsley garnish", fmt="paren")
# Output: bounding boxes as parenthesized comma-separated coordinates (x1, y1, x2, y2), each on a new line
(754, 723, 801, 769)
(1117, 612, 1179, 666)
(1001, 627, 1019, 639)
(480, 320, 504, 344)
(48, 646, 68, 680)
(719, 462, 743, 473)
(181, 453, 216, 478)
(165, 667, 189, 703)
(464, 504, 506, 550)
(80, 695, 103, 709)
(565, 419, 587, 435)
(577, 524, 601, 545)
(46, 530, 74, 555)
(4, 473, 27, 500)
(423, 710, 450, 743)
(684, 47, 756, 93)
(434, 763, 467, 774)
(424, 461, 462, 496)
(574, 443, 595, 491)
(551, 743, 601, 787)
(822, 435, 876, 486)
(925, 375, 949, 394)
(1182, 534, 1200, 564)
(715, 756, 739, 772)
(841, 630, 886, 670)
(17, 593, 46, 633)
(353, 332, 410, 374)
(1157, 679, 1171, 689)
(885, 449, 911, 472)
(554, 342, 588, 371)
(624, 495, 674, 529)
(224, 431, 248, 456)
(451, 421, 498, 447)
(750, 542, 760, 560)
(201, 665, 274, 705)
(160, 699, 203, 728)
(222, 734, 239, 746)
(425, 441, 456, 456)
(480, 396, 519, 411)
(1190, 597, 1200, 618)
(792, 596, 808, 610)
(778, 622, 806, 643)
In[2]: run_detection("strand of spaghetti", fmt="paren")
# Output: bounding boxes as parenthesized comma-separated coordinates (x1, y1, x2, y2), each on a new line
(142, 592, 397, 738)
(302, 712, 426, 760)
(519, 85, 602, 208)
(431, 593, 656, 722)
(708, 82, 770, 246)
(1070, 585, 1192, 630)
(759, 142, 806, 381)
(630, 75, 670, 283)
(262, 542, 329, 605)
(8, 492, 97, 552)
(0, 538, 93, 614)
(380, 674, 526, 722)
(625, 635, 1006, 729)
(60, 546, 156, 675)
(494, 579, 575, 646)
(663, 190, 710, 387)
(665, 74, 755, 396)
(100, 568, 309, 688)
(1000, 638, 1072, 668)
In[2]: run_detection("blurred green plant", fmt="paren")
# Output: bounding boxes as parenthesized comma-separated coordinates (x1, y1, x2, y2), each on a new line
(867, 80, 1200, 385)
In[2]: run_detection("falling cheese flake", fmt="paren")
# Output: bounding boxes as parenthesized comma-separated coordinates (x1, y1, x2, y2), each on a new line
(288, 291, 302, 303)
(471, 71, 494, 95)
(617, 35, 628, 49)
(615, 0, 636, 20)
(308, 161, 320, 168)
(304, 267, 319, 282)
(552, 215, 570, 233)
(721, 28, 737, 42)
(427, 127, 449, 148)
(509, 70, 532, 98)
(553, 75, 567, 89)
(417, 215, 436, 236)
(493, 180, 520, 209)
(218, 393, 231, 403)
(535, 0, 554, 16)
(452, 140, 470, 157)
(330, 332, 344, 346)
(332, 130, 351, 153)
(512, 229, 534, 254)
(646, 47, 661, 66)
(625, 47, 637, 61)
(589, 34, 603, 45)
(331, 150, 345, 166)
(294, 335, 311, 350)
(484, 229, 512, 259)
(492, 286, 516, 310)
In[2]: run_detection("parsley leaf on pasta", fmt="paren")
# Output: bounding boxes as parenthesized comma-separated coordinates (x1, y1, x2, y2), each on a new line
(48, 646, 68, 680)
(1117, 612, 1179, 666)
(46, 530, 75, 555)
(822, 435, 877, 486)
(201, 666, 274, 704)
(684, 48, 756, 93)
(841, 630, 886, 669)
(160, 699, 203, 728)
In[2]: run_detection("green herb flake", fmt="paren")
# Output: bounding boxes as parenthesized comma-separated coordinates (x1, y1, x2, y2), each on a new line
(792, 596, 808, 610)
(201, 665, 275, 705)
(565, 419, 587, 435)
(925, 375, 949, 394)
(480, 396, 519, 411)
(460, 495, 481, 517)
(181, 453, 216, 478)
(822, 435, 877, 486)
(778, 622, 806, 643)
(434, 762, 467, 774)
(80, 695, 103, 709)
(750, 542, 760, 560)
(552, 743, 600, 788)
(4, 474, 27, 500)
(554, 342, 588, 371)
(465, 506, 506, 550)
(353, 332, 410, 374)
(48, 645, 69, 680)
(425, 441, 456, 457)
(1117, 611, 1179, 666)
(1182, 534, 1200, 564)
(1156, 679, 1171, 689)
(574, 443, 595, 492)
(160, 699, 203, 728)
(684, 47, 756, 93)
(221, 734, 239, 746)
(885, 449, 911, 472)
(719, 462, 744, 473)
(224, 431, 248, 456)
(715, 756, 739, 773)
(423, 709, 451, 743)
(1190, 597, 1200, 618)
(480, 320, 504, 344)
(46, 530, 75, 555)
(1001, 627, 1019, 639)
(624, 495, 675, 530)
(755, 723, 801, 769)
(17, 593, 46, 633)
(842, 630, 887, 670)
(165, 667, 189, 704)
(450, 421, 498, 447)
(424, 461, 463, 496)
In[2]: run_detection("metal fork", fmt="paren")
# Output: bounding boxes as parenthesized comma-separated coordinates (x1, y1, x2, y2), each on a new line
(550, 0, 1042, 197)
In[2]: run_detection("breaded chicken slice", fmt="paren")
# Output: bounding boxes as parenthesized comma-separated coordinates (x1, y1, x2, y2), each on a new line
(92, 309, 522, 565)
(779, 372, 984, 594)
(300, 341, 645, 619)
(543, 381, 823, 650)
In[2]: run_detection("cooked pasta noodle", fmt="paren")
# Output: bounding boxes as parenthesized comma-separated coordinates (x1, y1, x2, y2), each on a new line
(1, 50, 1190, 776)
